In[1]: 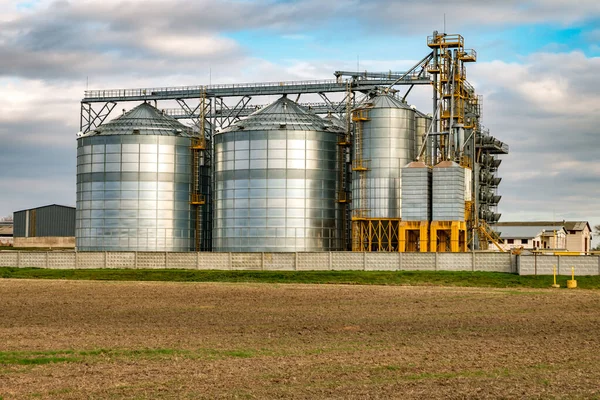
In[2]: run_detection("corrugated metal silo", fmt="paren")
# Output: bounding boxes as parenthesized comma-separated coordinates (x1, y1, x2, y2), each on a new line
(430, 160, 470, 252)
(351, 94, 416, 252)
(414, 110, 432, 164)
(76, 103, 210, 251)
(351, 95, 416, 219)
(432, 161, 466, 221)
(213, 96, 344, 252)
(401, 161, 431, 222)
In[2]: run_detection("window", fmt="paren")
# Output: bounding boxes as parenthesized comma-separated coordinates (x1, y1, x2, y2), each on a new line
(521, 239, 528, 245)
(507, 239, 514, 244)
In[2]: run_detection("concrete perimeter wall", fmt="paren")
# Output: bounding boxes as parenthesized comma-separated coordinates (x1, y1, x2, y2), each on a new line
(0, 251, 514, 272)
(518, 254, 600, 276)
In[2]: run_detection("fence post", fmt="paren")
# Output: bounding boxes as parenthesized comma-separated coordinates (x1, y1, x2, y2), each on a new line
(398, 252, 402, 271)
(435, 252, 439, 271)
(16, 251, 21, 268)
(363, 252, 367, 271)
(294, 252, 298, 271)
(104, 251, 108, 268)
(134, 251, 138, 269)
(261, 252, 265, 270)
(228, 252, 232, 270)
(75, 251, 78, 269)
(597, 255, 600, 276)
(471, 251, 475, 272)
(196, 251, 200, 270)
(557, 255, 561, 275)
(45, 252, 49, 269)
(329, 252, 332, 270)
(164, 251, 168, 269)
(534, 252, 537, 276)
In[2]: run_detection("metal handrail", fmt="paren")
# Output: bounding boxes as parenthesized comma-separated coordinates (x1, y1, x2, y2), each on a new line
(84, 79, 345, 99)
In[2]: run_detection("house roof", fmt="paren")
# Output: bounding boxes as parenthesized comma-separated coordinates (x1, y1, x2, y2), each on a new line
(497, 221, 590, 232)
(499, 225, 566, 239)
(563, 221, 590, 231)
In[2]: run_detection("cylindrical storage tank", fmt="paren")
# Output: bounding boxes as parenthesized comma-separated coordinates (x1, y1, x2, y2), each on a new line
(76, 103, 209, 251)
(431, 160, 466, 221)
(414, 110, 432, 164)
(213, 96, 344, 252)
(352, 95, 416, 218)
(401, 161, 431, 221)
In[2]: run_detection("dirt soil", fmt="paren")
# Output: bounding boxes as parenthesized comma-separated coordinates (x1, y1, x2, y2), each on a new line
(1, 279, 599, 399)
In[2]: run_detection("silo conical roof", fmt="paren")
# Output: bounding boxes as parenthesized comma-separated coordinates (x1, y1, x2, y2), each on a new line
(323, 113, 347, 130)
(88, 102, 195, 137)
(360, 94, 413, 110)
(220, 96, 343, 133)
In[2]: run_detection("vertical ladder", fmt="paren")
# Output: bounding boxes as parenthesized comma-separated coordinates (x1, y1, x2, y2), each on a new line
(190, 88, 207, 251)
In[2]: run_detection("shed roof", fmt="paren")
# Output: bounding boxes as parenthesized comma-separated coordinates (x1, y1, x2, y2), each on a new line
(14, 204, 75, 214)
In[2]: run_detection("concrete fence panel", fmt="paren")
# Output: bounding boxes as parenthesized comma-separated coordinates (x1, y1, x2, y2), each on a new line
(77, 252, 105, 269)
(297, 252, 330, 271)
(0, 252, 18, 267)
(198, 253, 230, 270)
(166, 252, 197, 269)
(19, 252, 47, 268)
(438, 253, 471, 271)
(47, 252, 76, 269)
(474, 252, 512, 273)
(556, 256, 599, 276)
(402, 253, 436, 271)
(365, 253, 399, 271)
(518, 255, 559, 275)
(136, 252, 167, 269)
(106, 252, 136, 269)
(263, 253, 296, 271)
(231, 253, 262, 270)
(332, 252, 363, 270)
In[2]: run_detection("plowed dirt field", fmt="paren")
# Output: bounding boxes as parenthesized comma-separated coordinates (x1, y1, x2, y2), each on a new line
(1, 279, 599, 399)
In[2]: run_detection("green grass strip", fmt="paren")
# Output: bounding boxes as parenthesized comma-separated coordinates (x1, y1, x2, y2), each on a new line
(1, 267, 599, 289)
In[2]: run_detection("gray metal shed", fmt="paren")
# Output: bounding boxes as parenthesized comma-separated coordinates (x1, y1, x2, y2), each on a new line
(13, 204, 76, 237)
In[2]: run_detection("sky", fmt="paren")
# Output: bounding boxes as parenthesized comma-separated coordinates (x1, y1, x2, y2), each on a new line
(0, 0, 599, 244)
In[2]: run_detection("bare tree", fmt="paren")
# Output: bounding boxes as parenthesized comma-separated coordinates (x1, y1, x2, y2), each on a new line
(0, 215, 13, 223)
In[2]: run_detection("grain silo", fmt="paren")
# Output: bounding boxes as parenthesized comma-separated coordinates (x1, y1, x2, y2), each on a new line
(429, 160, 470, 252)
(213, 96, 344, 252)
(75, 103, 211, 251)
(414, 109, 433, 164)
(399, 161, 431, 252)
(351, 94, 416, 251)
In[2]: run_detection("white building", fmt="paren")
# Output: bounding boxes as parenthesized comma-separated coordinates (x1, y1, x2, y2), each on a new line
(496, 221, 592, 253)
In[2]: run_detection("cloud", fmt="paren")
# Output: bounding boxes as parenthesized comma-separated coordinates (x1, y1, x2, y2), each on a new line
(468, 52, 600, 237)
(0, 0, 599, 244)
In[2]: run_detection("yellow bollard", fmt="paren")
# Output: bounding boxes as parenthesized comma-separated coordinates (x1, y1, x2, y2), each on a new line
(567, 266, 577, 289)
(551, 265, 560, 288)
